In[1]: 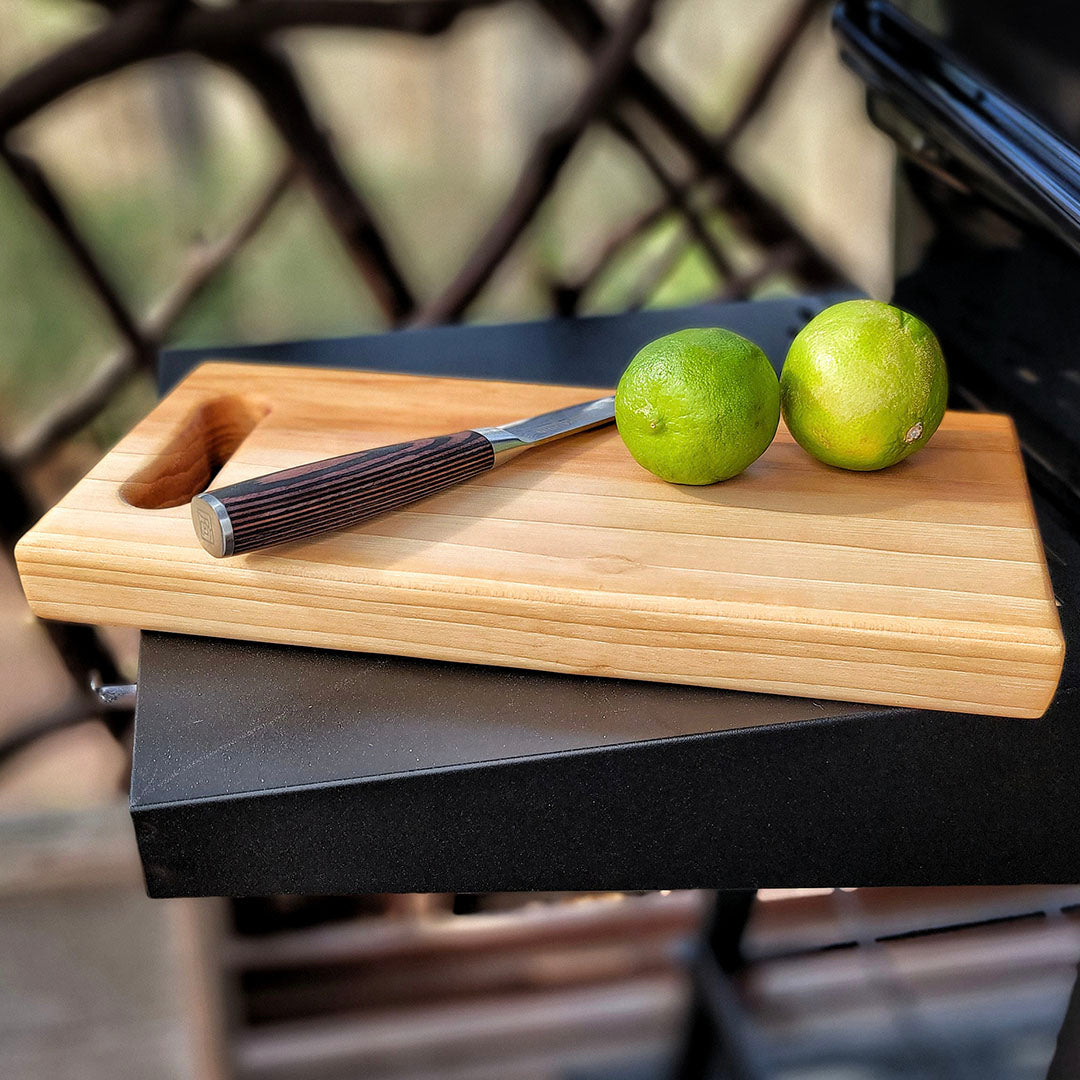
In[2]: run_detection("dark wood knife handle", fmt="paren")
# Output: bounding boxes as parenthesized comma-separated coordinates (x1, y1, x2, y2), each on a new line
(191, 429, 495, 557)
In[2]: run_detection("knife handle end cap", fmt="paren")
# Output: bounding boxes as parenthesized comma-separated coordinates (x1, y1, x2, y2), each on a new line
(192, 493, 234, 558)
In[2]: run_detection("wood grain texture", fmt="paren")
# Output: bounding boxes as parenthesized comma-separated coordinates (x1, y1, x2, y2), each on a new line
(15, 363, 1065, 717)
(202, 429, 494, 555)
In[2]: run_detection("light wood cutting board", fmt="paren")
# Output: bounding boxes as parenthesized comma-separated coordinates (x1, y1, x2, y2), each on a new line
(15, 362, 1065, 717)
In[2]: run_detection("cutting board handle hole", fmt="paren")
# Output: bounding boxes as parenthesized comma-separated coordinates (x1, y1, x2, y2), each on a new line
(120, 395, 270, 509)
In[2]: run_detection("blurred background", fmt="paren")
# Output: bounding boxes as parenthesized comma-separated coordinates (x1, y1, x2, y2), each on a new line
(1, 1, 1078, 1078)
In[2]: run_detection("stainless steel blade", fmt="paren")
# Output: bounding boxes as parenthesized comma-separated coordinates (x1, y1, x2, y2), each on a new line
(473, 396, 615, 456)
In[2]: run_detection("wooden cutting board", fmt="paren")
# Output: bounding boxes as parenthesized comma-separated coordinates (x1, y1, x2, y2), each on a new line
(16, 362, 1065, 717)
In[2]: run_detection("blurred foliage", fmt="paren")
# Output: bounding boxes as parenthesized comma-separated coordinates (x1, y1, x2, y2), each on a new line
(0, 166, 114, 432)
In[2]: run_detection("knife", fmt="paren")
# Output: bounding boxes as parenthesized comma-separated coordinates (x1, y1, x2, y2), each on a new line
(191, 396, 615, 558)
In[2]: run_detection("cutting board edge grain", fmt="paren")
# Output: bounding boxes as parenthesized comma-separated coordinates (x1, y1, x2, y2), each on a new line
(15, 362, 1066, 719)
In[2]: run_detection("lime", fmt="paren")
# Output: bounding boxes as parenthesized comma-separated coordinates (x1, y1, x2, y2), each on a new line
(780, 299, 948, 471)
(615, 328, 780, 485)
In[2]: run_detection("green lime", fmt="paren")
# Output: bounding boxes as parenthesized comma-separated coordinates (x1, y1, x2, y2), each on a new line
(615, 328, 780, 485)
(780, 299, 948, 471)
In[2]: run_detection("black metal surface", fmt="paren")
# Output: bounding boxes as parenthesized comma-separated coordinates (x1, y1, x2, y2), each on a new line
(157, 294, 853, 395)
(843, 0, 1080, 520)
(834, 1, 1080, 255)
(132, 523, 1079, 896)
(131, 637, 867, 809)
(131, 293, 1080, 896)
(132, 632, 881, 895)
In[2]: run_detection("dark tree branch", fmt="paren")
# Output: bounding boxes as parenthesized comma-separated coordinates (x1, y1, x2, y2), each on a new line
(717, 238, 801, 301)
(86, 0, 160, 11)
(0, 141, 150, 361)
(0, 695, 134, 769)
(8, 160, 297, 469)
(552, 0, 836, 307)
(607, 112, 731, 281)
(0, 1, 180, 136)
(539, 0, 730, 175)
(538, 0, 845, 286)
(414, 0, 659, 325)
(561, 194, 679, 309)
(0, 1, 506, 137)
(8, 356, 138, 471)
(212, 43, 415, 322)
(174, 0, 507, 42)
(146, 158, 300, 339)
(0, 700, 99, 770)
(610, 225, 803, 315)
(623, 223, 689, 311)
(719, 0, 826, 148)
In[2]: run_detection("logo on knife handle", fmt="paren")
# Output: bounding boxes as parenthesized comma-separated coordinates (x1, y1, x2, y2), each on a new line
(194, 500, 215, 545)
(191, 493, 233, 558)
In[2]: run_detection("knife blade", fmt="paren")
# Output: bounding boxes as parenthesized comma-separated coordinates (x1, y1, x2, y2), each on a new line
(191, 396, 615, 558)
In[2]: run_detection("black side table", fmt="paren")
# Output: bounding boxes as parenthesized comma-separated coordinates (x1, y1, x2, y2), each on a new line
(131, 293, 1079, 897)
